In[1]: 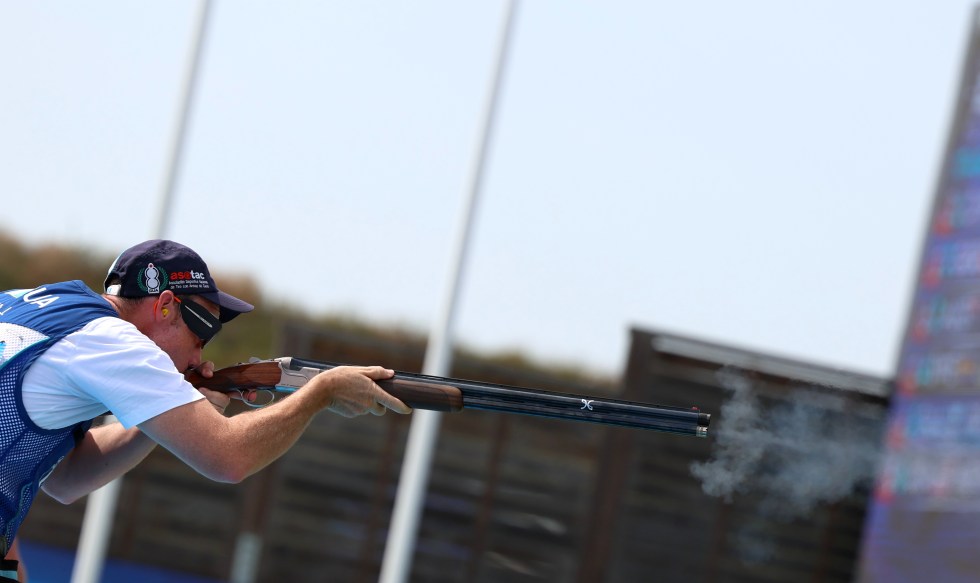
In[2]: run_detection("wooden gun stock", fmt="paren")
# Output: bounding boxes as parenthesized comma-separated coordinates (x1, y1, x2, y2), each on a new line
(185, 361, 282, 392)
(375, 378, 463, 412)
(186, 361, 464, 413)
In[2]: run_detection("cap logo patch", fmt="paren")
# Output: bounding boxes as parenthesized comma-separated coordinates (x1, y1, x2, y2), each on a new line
(138, 263, 169, 294)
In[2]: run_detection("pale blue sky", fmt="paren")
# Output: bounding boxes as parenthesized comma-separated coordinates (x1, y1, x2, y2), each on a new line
(0, 1, 971, 377)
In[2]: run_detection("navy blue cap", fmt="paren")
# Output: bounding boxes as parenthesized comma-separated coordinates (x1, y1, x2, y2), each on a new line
(104, 239, 254, 323)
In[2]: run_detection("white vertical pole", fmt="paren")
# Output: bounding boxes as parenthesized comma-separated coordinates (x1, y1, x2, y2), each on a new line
(154, 0, 213, 239)
(70, 2, 213, 582)
(378, 1, 519, 582)
(68, 471, 121, 583)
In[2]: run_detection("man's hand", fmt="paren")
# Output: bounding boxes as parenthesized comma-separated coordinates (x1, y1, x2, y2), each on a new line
(187, 361, 232, 413)
(186, 361, 259, 407)
(190, 360, 216, 378)
(198, 387, 232, 414)
(312, 365, 412, 417)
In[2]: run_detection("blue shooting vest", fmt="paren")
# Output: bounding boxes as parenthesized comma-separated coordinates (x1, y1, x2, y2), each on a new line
(0, 280, 117, 557)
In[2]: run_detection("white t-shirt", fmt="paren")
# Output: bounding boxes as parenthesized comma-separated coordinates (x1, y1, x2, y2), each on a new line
(21, 316, 205, 430)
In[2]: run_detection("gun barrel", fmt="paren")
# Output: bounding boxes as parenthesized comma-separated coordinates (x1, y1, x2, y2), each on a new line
(287, 357, 709, 437)
(411, 374, 708, 437)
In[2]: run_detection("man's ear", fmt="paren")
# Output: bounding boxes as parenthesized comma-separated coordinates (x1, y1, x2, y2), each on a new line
(154, 291, 178, 321)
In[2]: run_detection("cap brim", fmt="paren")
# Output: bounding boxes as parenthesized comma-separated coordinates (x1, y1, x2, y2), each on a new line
(200, 291, 255, 323)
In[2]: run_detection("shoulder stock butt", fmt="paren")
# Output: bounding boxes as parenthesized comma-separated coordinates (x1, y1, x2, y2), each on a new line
(185, 361, 284, 392)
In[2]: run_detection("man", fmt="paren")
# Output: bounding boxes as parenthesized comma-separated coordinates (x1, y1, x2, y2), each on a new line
(0, 239, 411, 582)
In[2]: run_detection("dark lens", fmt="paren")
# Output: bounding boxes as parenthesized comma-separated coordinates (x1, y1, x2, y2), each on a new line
(179, 297, 222, 345)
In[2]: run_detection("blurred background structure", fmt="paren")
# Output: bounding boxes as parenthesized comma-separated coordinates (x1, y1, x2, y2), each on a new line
(4, 1, 980, 582)
(856, 7, 980, 583)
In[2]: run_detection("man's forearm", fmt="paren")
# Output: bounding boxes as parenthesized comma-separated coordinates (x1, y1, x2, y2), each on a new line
(141, 366, 401, 484)
(41, 422, 157, 504)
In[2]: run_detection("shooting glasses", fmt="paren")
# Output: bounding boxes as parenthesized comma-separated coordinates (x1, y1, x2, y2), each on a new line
(174, 295, 221, 346)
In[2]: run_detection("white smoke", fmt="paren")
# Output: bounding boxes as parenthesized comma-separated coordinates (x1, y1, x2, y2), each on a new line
(690, 367, 886, 560)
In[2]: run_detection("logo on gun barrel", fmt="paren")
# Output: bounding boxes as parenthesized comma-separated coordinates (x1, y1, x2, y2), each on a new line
(580, 399, 594, 411)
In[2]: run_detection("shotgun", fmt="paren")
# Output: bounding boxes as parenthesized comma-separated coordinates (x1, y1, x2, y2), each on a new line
(187, 357, 710, 437)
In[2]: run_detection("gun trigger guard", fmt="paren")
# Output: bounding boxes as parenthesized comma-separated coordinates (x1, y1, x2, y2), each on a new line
(237, 389, 276, 409)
